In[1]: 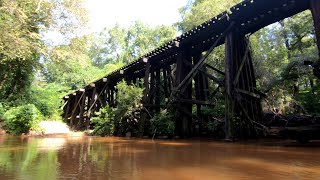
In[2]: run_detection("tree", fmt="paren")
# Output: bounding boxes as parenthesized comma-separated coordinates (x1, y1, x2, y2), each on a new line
(0, 0, 88, 105)
(178, 0, 241, 32)
(89, 21, 177, 66)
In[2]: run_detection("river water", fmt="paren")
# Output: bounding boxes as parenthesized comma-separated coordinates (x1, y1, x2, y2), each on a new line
(0, 136, 319, 180)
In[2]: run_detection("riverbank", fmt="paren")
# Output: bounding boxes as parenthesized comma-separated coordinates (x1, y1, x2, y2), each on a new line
(0, 120, 93, 137)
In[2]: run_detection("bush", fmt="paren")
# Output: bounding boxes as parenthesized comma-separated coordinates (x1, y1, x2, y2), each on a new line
(150, 111, 175, 137)
(92, 80, 144, 136)
(113, 80, 144, 136)
(91, 106, 115, 136)
(295, 92, 320, 115)
(3, 104, 43, 134)
(30, 83, 67, 119)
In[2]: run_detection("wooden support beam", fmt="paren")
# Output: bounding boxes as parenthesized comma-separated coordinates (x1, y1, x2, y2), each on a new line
(205, 63, 225, 75)
(149, 66, 156, 109)
(163, 67, 169, 98)
(70, 93, 80, 129)
(167, 66, 173, 95)
(155, 68, 161, 113)
(193, 54, 209, 134)
(174, 104, 194, 119)
(224, 28, 262, 140)
(311, 0, 320, 56)
(139, 61, 151, 136)
(233, 42, 250, 86)
(109, 87, 113, 107)
(225, 30, 236, 141)
(86, 88, 96, 129)
(78, 92, 86, 130)
(235, 88, 261, 99)
(174, 51, 193, 137)
(310, 0, 320, 79)
(143, 62, 151, 103)
(63, 98, 71, 122)
(198, 68, 223, 86)
(174, 22, 235, 97)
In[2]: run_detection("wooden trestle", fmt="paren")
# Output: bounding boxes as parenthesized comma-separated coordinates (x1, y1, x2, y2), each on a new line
(62, 0, 319, 138)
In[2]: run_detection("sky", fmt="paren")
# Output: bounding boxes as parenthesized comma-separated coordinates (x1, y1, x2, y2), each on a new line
(84, 0, 188, 31)
(44, 0, 188, 46)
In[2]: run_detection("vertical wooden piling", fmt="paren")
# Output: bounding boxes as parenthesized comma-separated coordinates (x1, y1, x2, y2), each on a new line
(225, 28, 262, 140)
(139, 61, 151, 136)
(64, 98, 71, 122)
(70, 92, 80, 130)
(163, 67, 169, 98)
(78, 91, 86, 129)
(155, 68, 161, 113)
(193, 53, 209, 134)
(175, 51, 193, 137)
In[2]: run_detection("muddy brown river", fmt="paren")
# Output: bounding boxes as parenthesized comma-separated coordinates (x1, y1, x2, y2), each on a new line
(0, 136, 319, 180)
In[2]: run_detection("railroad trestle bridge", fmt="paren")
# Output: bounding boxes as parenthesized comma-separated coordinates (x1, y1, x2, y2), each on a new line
(62, 0, 320, 139)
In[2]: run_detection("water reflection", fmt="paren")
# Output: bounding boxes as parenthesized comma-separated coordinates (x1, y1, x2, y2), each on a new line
(0, 136, 320, 180)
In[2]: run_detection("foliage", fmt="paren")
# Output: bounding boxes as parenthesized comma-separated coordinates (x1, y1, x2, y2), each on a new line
(0, 0, 88, 104)
(89, 21, 177, 65)
(91, 106, 115, 136)
(178, 0, 241, 32)
(295, 90, 320, 115)
(3, 104, 43, 134)
(201, 100, 225, 118)
(91, 80, 144, 136)
(0, 103, 4, 120)
(150, 111, 175, 137)
(30, 83, 67, 119)
(113, 80, 144, 136)
(207, 120, 221, 134)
